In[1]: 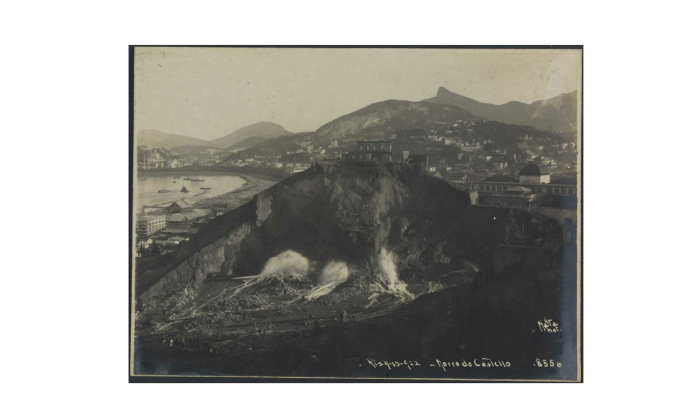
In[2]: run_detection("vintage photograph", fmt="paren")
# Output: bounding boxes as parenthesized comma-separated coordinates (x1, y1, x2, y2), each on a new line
(130, 46, 582, 382)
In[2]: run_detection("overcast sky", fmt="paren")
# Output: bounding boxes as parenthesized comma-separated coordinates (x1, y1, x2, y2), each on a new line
(134, 48, 581, 140)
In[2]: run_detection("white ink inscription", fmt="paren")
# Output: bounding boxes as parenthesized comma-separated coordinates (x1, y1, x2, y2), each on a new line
(366, 358, 421, 371)
(434, 358, 511, 371)
(534, 358, 562, 368)
(537, 317, 560, 333)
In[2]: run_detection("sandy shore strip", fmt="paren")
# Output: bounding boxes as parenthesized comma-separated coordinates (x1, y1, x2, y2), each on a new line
(138, 172, 279, 211)
(192, 174, 277, 210)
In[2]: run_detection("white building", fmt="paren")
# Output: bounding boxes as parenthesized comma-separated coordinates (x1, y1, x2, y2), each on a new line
(136, 215, 166, 236)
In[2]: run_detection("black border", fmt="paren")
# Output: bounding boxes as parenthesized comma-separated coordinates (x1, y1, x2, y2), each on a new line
(127, 44, 585, 384)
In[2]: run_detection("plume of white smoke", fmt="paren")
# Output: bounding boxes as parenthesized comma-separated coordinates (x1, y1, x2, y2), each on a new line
(319, 261, 349, 285)
(377, 249, 413, 299)
(261, 250, 310, 276)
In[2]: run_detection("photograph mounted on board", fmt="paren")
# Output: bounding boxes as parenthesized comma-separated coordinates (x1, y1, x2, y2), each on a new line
(130, 46, 582, 382)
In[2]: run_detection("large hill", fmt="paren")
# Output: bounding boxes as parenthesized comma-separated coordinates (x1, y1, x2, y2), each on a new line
(424, 87, 577, 133)
(312, 100, 478, 145)
(134, 162, 573, 378)
(211, 121, 291, 149)
(136, 129, 219, 149)
(222, 136, 269, 151)
(137, 163, 554, 305)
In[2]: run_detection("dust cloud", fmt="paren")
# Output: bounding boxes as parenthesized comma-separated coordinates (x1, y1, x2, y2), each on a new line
(261, 250, 310, 276)
(319, 261, 349, 285)
(377, 248, 413, 298)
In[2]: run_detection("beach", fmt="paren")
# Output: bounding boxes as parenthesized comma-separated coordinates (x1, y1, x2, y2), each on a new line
(135, 171, 280, 213)
(192, 174, 277, 210)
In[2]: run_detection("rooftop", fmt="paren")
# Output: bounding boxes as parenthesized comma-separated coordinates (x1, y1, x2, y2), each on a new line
(519, 164, 550, 176)
(482, 174, 516, 182)
(505, 186, 533, 193)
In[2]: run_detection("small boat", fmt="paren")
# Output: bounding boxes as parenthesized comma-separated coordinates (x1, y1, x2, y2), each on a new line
(180, 185, 189, 193)
(173, 176, 181, 178)
(200, 187, 211, 190)
(183, 177, 191, 180)
(158, 189, 170, 193)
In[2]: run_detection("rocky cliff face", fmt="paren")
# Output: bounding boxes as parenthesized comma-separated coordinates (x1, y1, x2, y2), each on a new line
(138, 162, 545, 311)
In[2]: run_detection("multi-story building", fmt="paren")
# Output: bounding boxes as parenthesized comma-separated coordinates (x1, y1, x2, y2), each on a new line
(470, 186, 538, 211)
(136, 215, 166, 236)
(470, 178, 577, 197)
(469, 164, 577, 211)
(343, 140, 393, 163)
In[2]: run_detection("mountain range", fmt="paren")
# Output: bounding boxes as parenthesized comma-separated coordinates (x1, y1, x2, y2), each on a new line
(220, 136, 270, 151)
(136, 88, 577, 152)
(424, 87, 577, 133)
(136, 122, 292, 151)
(136, 129, 219, 150)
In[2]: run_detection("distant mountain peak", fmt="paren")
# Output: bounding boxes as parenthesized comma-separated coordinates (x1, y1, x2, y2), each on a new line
(211, 121, 291, 149)
(425, 88, 577, 133)
(136, 129, 220, 149)
(436, 86, 464, 98)
(240, 121, 284, 130)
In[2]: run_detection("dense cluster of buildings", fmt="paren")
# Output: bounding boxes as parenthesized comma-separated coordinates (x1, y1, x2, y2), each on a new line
(135, 201, 212, 257)
(342, 140, 429, 167)
(137, 147, 186, 170)
(137, 146, 222, 170)
(138, 117, 578, 185)
(340, 137, 578, 244)
(136, 214, 167, 236)
(222, 135, 342, 174)
(468, 163, 578, 244)
(468, 164, 577, 210)
(334, 120, 578, 189)
(224, 158, 314, 174)
(134, 115, 580, 272)
(135, 119, 579, 250)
